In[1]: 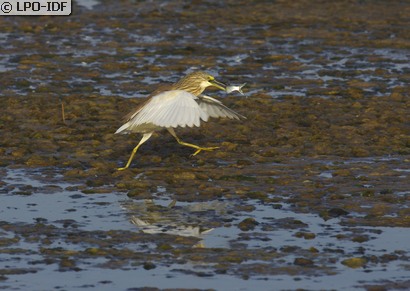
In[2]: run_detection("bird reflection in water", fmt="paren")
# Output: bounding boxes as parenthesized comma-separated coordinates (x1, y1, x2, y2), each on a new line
(121, 199, 228, 247)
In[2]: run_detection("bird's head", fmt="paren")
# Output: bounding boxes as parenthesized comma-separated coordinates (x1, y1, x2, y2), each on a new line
(174, 71, 226, 95)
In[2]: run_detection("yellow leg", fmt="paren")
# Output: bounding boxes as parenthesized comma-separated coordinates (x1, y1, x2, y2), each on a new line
(117, 133, 153, 171)
(167, 128, 219, 156)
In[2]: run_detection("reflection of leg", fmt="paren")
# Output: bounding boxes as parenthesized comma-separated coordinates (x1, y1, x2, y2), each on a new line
(117, 132, 153, 170)
(167, 128, 219, 156)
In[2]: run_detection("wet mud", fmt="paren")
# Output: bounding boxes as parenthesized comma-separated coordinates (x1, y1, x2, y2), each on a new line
(1, 0, 409, 290)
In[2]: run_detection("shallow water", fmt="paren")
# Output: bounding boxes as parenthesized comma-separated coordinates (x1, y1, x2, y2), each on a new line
(1, 0, 410, 290)
(1, 164, 409, 290)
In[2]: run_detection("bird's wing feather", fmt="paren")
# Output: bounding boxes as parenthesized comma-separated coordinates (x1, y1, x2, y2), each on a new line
(118, 90, 209, 132)
(197, 95, 246, 120)
(123, 84, 174, 122)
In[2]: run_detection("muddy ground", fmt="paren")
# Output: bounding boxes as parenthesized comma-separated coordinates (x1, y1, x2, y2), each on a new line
(0, 1, 409, 290)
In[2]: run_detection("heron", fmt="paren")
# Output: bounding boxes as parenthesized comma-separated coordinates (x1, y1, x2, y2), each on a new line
(115, 71, 245, 170)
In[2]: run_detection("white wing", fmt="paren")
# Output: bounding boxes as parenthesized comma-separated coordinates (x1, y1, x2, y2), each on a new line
(198, 95, 246, 120)
(116, 90, 209, 134)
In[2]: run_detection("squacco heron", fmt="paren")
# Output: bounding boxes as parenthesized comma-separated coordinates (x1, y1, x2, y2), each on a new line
(115, 71, 245, 170)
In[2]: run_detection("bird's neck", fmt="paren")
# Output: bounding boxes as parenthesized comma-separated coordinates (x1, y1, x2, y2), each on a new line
(173, 82, 204, 96)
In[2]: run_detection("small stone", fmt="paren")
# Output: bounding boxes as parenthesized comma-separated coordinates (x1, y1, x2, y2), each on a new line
(294, 257, 314, 266)
(173, 172, 196, 180)
(238, 218, 259, 231)
(341, 257, 367, 268)
(143, 262, 156, 270)
(328, 208, 349, 218)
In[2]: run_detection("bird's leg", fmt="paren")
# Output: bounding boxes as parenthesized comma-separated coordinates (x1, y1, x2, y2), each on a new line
(167, 128, 219, 156)
(117, 132, 153, 170)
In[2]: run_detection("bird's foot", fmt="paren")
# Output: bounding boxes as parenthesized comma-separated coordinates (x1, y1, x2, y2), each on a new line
(117, 166, 128, 171)
(191, 146, 219, 157)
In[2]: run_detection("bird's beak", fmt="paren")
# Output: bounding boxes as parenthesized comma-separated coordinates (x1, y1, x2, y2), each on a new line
(209, 79, 227, 91)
